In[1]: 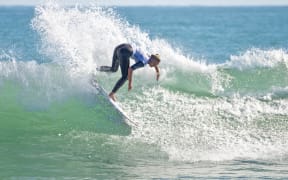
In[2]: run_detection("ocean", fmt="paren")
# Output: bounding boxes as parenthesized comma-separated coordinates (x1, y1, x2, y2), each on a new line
(0, 2, 288, 179)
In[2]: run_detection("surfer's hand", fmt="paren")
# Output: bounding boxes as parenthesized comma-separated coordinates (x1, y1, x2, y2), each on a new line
(128, 84, 132, 91)
(156, 73, 160, 81)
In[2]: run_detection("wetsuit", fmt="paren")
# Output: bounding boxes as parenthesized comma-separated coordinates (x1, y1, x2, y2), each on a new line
(99, 43, 149, 93)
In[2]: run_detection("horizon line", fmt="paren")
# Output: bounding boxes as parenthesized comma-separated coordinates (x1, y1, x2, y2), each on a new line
(0, 4, 288, 7)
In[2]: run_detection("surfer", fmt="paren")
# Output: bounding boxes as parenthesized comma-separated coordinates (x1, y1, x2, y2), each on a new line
(98, 43, 161, 101)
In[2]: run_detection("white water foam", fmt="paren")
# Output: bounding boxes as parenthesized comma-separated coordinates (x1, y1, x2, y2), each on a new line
(223, 48, 288, 70)
(124, 87, 288, 162)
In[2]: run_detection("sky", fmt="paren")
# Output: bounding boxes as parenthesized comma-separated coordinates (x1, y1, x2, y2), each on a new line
(0, 0, 288, 6)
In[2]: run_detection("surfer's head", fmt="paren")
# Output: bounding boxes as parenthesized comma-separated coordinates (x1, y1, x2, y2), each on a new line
(148, 54, 161, 67)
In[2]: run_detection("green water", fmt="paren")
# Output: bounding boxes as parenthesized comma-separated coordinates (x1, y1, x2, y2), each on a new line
(0, 82, 137, 178)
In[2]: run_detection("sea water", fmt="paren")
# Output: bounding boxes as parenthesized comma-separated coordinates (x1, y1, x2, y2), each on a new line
(0, 2, 288, 179)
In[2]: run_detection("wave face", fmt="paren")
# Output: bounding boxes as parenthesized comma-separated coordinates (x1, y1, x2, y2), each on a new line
(1, 2, 288, 179)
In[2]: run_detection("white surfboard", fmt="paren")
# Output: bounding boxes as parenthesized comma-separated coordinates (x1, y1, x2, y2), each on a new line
(91, 77, 137, 127)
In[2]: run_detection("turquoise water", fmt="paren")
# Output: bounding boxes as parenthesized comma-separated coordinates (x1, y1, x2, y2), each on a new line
(1, 2, 288, 179)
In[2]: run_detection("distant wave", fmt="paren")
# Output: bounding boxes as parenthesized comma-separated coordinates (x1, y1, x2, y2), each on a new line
(223, 48, 288, 70)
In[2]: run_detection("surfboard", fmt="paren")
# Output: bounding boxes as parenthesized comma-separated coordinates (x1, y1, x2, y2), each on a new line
(91, 77, 137, 127)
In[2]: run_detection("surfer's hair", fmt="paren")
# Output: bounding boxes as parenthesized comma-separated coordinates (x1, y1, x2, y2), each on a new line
(151, 54, 161, 62)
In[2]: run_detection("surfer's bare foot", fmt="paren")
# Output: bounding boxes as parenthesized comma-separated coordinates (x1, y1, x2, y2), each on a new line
(109, 92, 116, 101)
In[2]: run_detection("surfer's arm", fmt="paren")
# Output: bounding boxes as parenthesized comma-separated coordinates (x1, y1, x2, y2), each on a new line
(128, 62, 145, 91)
(155, 66, 160, 81)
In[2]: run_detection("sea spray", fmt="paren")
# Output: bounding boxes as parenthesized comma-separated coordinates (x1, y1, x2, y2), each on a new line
(31, 1, 222, 95)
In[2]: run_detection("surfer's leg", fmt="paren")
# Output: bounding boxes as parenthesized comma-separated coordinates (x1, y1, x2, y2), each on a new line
(110, 47, 120, 72)
(99, 44, 132, 72)
(111, 46, 132, 93)
(99, 46, 120, 72)
(111, 57, 129, 93)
